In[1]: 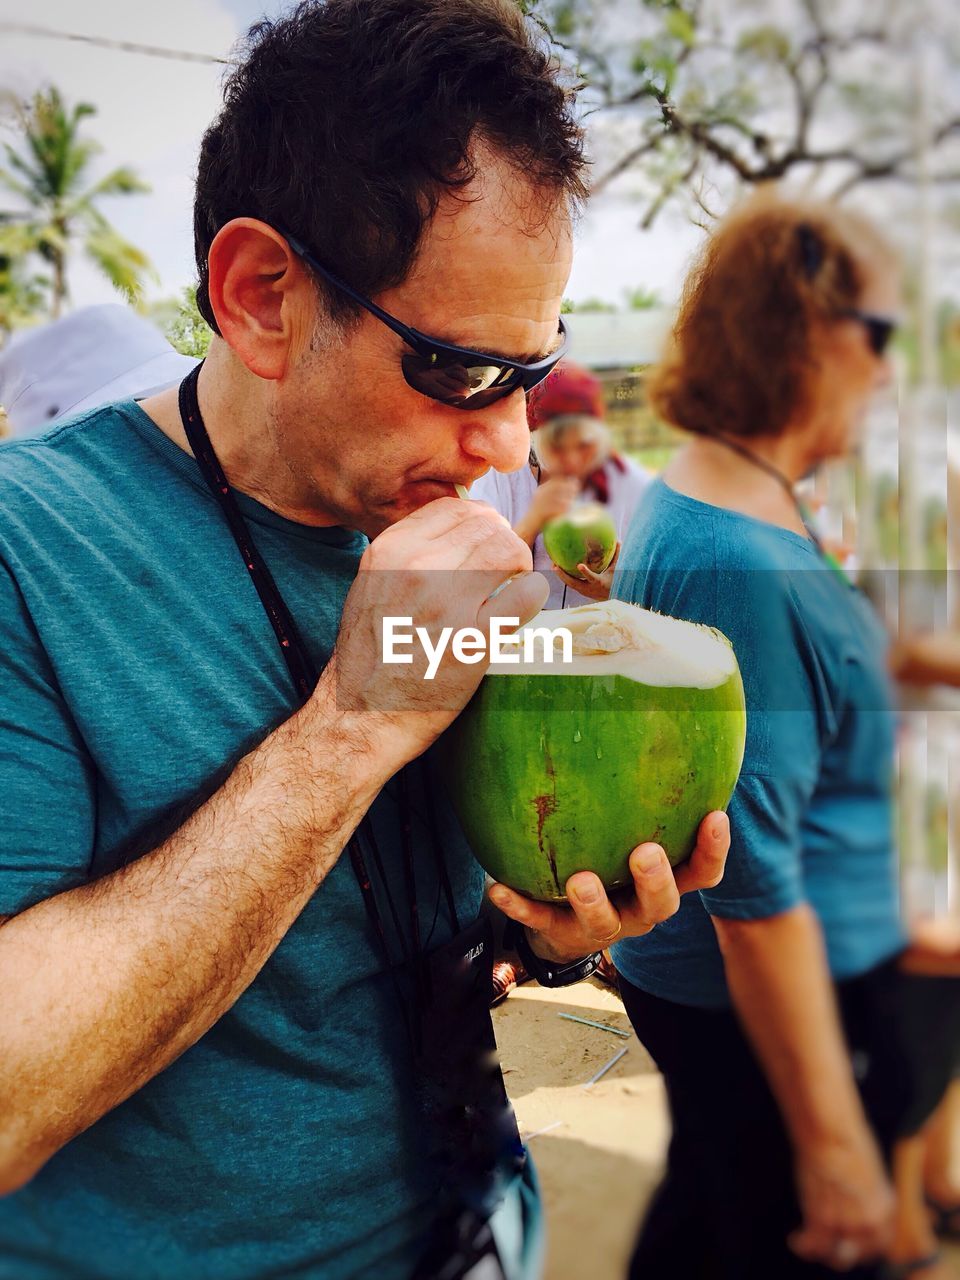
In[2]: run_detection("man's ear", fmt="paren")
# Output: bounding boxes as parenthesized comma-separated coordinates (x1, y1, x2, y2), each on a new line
(206, 219, 315, 380)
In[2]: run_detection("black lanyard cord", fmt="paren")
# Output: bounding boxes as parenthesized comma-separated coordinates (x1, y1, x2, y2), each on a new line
(178, 366, 317, 702)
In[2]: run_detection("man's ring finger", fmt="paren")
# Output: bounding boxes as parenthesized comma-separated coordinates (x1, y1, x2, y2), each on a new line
(595, 920, 623, 946)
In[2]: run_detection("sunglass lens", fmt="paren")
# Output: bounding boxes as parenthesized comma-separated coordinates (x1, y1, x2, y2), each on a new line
(401, 353, 522, 408)
(867, 319, 895, 357)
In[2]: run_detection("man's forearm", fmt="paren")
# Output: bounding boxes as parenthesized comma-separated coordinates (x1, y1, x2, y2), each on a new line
(0, 676, 393, 1195)
(714, 905, 872, 1153)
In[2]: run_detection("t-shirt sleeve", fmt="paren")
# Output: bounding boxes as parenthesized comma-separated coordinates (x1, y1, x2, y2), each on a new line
(0, 556, 96, 914)
(700, 562, 839, 920)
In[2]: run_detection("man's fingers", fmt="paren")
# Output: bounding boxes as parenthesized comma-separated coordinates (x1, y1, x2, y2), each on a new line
(673, 812, 730, 895)
(397, 497, 511, 552)
(477, 571, 549, 631)
(487, 882, 560, 935)
(622, 843, 679, 932)
(397, 495, 476, 539)
(565, 872, 623, 944)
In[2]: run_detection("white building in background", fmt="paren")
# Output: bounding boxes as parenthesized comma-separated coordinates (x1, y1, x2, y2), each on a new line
(564, 309, 672, 371)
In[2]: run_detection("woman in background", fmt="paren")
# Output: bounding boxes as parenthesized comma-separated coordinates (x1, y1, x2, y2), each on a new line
(610, 187, 956, 1279)
(471, 361, 648, 607)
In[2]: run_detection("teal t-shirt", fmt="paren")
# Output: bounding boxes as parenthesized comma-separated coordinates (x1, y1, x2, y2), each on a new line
(0, 403, 539, 1279)
(611, 478, 906, 1009)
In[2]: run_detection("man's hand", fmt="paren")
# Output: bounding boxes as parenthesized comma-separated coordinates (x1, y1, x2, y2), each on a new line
(553, 541, 620, 602)
(487, 812, 729, 962)
(330, 496, 548, 770)
(789, 1137, 894, 1271)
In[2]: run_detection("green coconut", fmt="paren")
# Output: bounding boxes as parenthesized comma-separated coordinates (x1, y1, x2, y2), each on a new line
(445, 600, 746, 902)
(543, 503, 618, 578)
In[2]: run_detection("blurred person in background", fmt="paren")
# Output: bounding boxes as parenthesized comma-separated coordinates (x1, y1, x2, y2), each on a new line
(610, 186, 960, 1280)
(471, 360, 649, 606)
(892, 633, 960, 688)
(0, 305, 197, 436)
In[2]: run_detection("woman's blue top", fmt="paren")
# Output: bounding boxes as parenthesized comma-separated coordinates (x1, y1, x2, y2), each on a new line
(611, 477, 906, 1009)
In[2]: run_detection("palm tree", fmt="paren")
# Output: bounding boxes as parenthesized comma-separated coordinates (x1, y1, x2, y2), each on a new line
(0, 219, 48, 341)
(0, 87, 153, 318)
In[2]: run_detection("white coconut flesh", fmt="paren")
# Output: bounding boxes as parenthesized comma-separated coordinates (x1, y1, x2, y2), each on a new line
(558, 502, 611, 529)
(493, 599, 738, 689)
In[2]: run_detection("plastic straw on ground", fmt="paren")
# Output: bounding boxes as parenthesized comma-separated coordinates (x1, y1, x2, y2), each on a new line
(581, 1046, 629, 1090)
(558, 1012, 630, 1039)
(522, 1120, 565, 1142)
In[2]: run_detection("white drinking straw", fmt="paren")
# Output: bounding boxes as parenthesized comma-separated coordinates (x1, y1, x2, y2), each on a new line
(581, 1046, 629, 1090)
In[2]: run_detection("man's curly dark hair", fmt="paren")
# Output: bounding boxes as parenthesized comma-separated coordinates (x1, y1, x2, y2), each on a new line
(194, 0, 587, 332)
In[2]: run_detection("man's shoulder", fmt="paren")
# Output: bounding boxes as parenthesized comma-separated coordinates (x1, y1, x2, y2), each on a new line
(0, 401, 150, 533)
(2, 400, 131, 473)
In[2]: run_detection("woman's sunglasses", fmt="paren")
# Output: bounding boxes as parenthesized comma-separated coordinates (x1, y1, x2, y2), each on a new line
(797, 227, 898, 358)
(279, 228, 567, 412)
(843, 309, 898, 358)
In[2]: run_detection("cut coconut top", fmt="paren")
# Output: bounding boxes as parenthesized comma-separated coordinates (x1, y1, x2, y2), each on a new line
(493, 599, 739, 689)
(550, 502, 615, 528)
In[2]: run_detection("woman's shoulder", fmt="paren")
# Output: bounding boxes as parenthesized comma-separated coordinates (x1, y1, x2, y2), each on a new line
(626, 477, 815, 568)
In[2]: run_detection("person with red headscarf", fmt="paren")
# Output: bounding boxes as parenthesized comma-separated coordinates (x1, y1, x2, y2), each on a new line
(470, 360, 650, 607)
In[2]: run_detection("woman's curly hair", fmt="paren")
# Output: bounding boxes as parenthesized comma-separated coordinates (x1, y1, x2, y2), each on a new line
(647, 187, 896, 439)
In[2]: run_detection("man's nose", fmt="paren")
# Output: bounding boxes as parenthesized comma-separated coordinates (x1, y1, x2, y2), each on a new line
(458, 389, 531, 474)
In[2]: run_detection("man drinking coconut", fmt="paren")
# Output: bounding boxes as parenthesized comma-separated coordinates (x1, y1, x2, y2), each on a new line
(0, 2, 729, 1277)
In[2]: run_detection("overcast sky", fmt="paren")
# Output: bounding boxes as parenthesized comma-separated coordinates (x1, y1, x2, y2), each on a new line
(0, 0, 706, 314)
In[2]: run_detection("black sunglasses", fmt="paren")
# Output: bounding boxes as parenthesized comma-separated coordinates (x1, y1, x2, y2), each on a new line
(842, 309, 898, 358)
(797, 227, 898, 359)
(279, 228, 567, 412)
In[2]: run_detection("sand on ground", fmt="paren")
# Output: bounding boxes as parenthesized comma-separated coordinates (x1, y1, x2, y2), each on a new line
(493, 977, 960, 1280)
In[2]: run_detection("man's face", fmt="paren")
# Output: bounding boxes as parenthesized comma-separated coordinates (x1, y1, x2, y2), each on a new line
(271, 157, 573, 538)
